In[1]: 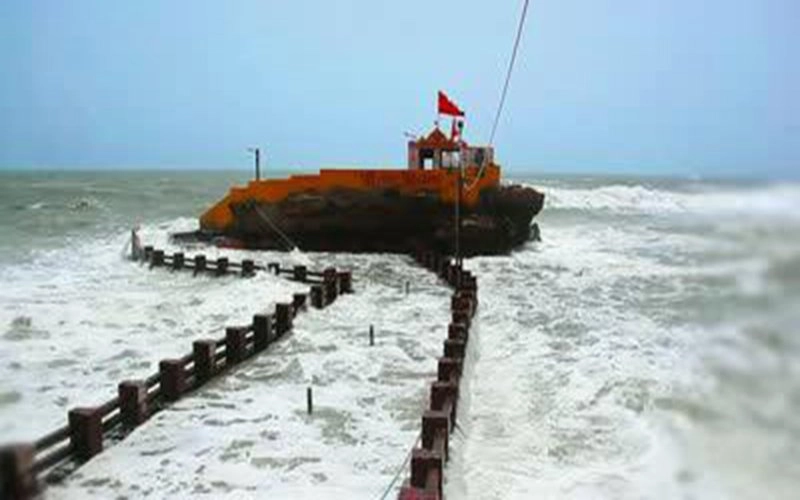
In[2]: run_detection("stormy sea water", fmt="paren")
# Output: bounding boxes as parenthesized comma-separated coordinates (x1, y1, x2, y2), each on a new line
(0, 170, 798, 499)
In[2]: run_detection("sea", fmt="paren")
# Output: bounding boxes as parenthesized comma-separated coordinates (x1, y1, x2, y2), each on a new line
(0, 170, 798, 499)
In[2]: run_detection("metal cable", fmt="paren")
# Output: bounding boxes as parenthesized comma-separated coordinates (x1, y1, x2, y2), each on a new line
(465, 0, 531, 194)
(252, 203, 298, 251)
(376, 431, 422, 500)
(489, 0, 531, 145)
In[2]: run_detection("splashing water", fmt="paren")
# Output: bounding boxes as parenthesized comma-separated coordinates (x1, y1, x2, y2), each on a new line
(0, 171, 798, 499)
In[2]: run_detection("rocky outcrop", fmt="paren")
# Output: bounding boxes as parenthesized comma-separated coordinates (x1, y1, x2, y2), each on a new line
(174, 185, 544, 256)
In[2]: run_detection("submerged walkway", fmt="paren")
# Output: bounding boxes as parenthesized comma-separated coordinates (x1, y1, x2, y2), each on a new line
(47, 255, 450, 499)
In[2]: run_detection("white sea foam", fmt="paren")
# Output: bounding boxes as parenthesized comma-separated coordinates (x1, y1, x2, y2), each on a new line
(443, 203, 800, 499)
(2, 176, 798, 499)
(0, 219, 307, 441)
(541, 182, 800, 219)
(445, 225, 712, 499)
(46, 252, 451, 499)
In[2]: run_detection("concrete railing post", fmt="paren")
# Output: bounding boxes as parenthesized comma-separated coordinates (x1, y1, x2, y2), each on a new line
(150, 249, 165, 268)
(323, 267, 338, 303)
(461, 276, 477, 293)
(241, 259, 255, 277)
(430, 381, 459, 423)
(193, 340, 217, 383)
(193, 254, 207, 274)
(159, 359, 187, 402)
(452, 295, 475, 317)
(448, 322, 468, 341)
(225, 326, 247, 365)
(0, 444, 37, 500)
(68, 407, 104, 461)
(293, 265, 307, 282)
(215, 257, 229, 276)
(409, 447, 443, 491)
(253, 314, 272, 351)
(275, 303, 292, 336)
(452, 308, 471, 330)
(447, 265, 459, 287)
(421, 410, 449, 458)
(172, 252, 185, 270)
(118, 381, 148, 429)
(458, 288, 478, 306)
(437, 357, 462, 382)
(444, 338, 466, 360)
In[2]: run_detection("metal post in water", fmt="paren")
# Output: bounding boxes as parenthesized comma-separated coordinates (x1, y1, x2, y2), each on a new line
(306, 387, 313, 415)
(369, 324, 375, 346)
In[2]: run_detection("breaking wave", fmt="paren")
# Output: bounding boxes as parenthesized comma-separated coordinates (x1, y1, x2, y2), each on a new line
(541, 182, 800, 219)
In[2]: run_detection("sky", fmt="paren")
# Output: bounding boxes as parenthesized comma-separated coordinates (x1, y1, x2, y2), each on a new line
(0, 0, 797, 178)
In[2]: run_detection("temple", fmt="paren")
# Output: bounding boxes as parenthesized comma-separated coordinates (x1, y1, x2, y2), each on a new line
(178, 100, 543, 255)
(407, 127, 494, 172)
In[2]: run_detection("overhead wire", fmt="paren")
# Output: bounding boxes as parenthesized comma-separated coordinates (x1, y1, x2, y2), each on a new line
(489, 0, 531, 146)
(465, 0, 531, 193)
(252, 203, 299, 251)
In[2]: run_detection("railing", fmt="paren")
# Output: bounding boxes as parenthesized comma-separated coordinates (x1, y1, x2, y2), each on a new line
(138, 245, 337, 285)
(397, 250, 478, 500)
(0, 247, 354, 500)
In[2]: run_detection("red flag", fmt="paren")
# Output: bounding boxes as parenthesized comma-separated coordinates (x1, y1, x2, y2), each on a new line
(438, 91, 464, 117)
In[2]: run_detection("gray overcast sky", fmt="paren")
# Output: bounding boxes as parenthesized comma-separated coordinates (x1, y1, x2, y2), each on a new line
(1, 0, 797, 178)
